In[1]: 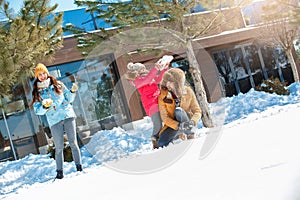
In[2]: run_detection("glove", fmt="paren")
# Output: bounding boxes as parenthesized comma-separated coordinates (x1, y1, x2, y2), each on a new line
(71, 82, 79, 93)
(155, 60, 167, 71)
(178, 120, 194, 131)
(160, 55, 173, 69)
(42, 99, 53, 108)
(174, 98, 180, 107)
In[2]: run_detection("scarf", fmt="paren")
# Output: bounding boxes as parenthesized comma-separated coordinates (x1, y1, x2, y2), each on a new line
(37, 78, 50, 89)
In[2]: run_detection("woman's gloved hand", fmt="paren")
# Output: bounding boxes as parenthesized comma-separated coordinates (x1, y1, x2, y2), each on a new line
(71, 82, 79, 93)
(178, 120, 194, 131)
(42, 99, 53, 108)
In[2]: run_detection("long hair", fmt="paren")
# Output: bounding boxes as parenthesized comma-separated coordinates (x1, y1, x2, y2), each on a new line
(31, 75, 63, 107)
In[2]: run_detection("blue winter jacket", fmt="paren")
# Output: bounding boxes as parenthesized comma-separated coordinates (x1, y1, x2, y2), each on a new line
(33, 82, 76, 128)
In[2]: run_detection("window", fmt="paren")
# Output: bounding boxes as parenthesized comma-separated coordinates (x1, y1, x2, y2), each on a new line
(0, 83, 39, 140)
(48, 54, 130, 131)
(244, 45, 263, 86)
(212, 44, 294, 97)
(212, 50, 238, 96)
(260, 46, 280, 79)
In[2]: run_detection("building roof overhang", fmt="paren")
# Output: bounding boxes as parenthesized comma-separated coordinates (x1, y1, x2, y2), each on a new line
(193, 26, 260, 49)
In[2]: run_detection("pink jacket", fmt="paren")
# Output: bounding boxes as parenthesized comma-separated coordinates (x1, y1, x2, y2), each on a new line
(134, 67, 167, 116)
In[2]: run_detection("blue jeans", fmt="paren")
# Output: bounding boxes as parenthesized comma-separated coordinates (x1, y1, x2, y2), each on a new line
(158, 107, 193, 147)
(50, 117, 82, 171)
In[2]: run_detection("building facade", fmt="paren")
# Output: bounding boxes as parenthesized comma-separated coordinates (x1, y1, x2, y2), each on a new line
(0, 6, 299, 161)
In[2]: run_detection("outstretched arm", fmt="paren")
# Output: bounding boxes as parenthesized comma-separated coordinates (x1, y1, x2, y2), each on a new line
(134, 67, 160, 87)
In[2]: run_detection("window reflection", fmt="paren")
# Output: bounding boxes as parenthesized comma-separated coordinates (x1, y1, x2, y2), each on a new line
(213, 51, 237, 96)
(244, 45, 263, 87)
(261, 46, 280, 79)
(213, 51, 234, 84)
(0, 81, 43, 161)
(48, 54, 129, 134)
(229, 48, 248, 80)
(0, 84, 36, 140)
(212, 44, 294, 97)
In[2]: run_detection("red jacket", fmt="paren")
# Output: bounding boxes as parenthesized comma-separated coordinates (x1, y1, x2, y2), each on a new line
(134, 67, 167, 116)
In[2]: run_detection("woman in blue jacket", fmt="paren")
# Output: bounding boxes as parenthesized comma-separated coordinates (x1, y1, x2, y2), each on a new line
(31, 63, 82, 179)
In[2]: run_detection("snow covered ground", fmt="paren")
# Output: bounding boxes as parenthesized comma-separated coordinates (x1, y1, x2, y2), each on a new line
(1, 83, 300, 200)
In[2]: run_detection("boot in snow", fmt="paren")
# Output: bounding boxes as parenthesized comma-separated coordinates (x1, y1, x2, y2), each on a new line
(76, 164, 83, 172)
(56, 170, 64, 179)
(151, 135, 159, 149)
(187, 134, 195, 140)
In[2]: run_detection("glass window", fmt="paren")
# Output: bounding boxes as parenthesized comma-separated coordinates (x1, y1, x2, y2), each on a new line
(244, 45, 262, 74)
(275, 49, 294, 84)
(260, 47, 280, 79)
(212, 44, 295, 97)
(212, 50, 238, 97)
(229, 48, 248, 80)
(244, 45, 263, 86)
(212, 51, 234, 84)
(0, 82, 41, 141)
(49, 54, 130, 131)
(276, 48, 289, 68)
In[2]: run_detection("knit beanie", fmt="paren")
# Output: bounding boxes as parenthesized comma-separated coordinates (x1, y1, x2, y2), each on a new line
(125, 62, 148, 80)
(161, 68, 186, 97)
(34, 63, 49, 78)
(127, 62, 145, 71)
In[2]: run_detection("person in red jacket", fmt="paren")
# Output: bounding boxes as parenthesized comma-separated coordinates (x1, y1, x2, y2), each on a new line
(125, 56, 173, 149)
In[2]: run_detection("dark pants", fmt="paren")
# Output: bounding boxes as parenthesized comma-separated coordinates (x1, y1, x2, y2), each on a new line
(158, 107, 193, 148)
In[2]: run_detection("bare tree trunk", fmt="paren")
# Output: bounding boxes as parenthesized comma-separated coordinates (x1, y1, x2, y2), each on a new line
(185, 39, 213, 128)
(286, 48, 299, 82)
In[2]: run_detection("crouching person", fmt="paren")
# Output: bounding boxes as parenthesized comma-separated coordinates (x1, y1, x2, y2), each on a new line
(31, 63, 82, 179)
(157, 68, 202, 148)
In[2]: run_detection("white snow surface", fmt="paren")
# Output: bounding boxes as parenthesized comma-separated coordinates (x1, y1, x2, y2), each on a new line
(1, 83, 300, 200)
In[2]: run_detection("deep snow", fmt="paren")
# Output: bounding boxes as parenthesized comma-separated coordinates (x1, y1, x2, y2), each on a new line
(1, 83, 300, 200)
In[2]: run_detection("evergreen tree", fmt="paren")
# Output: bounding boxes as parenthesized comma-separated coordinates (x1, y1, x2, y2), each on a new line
(95, 72, 113, 119)
(72, 0, 251, 128)
(0, 0, 63, 99)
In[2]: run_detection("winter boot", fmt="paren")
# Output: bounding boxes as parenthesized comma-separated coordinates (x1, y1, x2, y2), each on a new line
(187, 134, 195, 140)
(179, 133, 186, 141)
(151, 135, 159, 149)
(76, 164, 83, 172)
(56, 170, 64, 179)
(185, 127, 195, 140)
